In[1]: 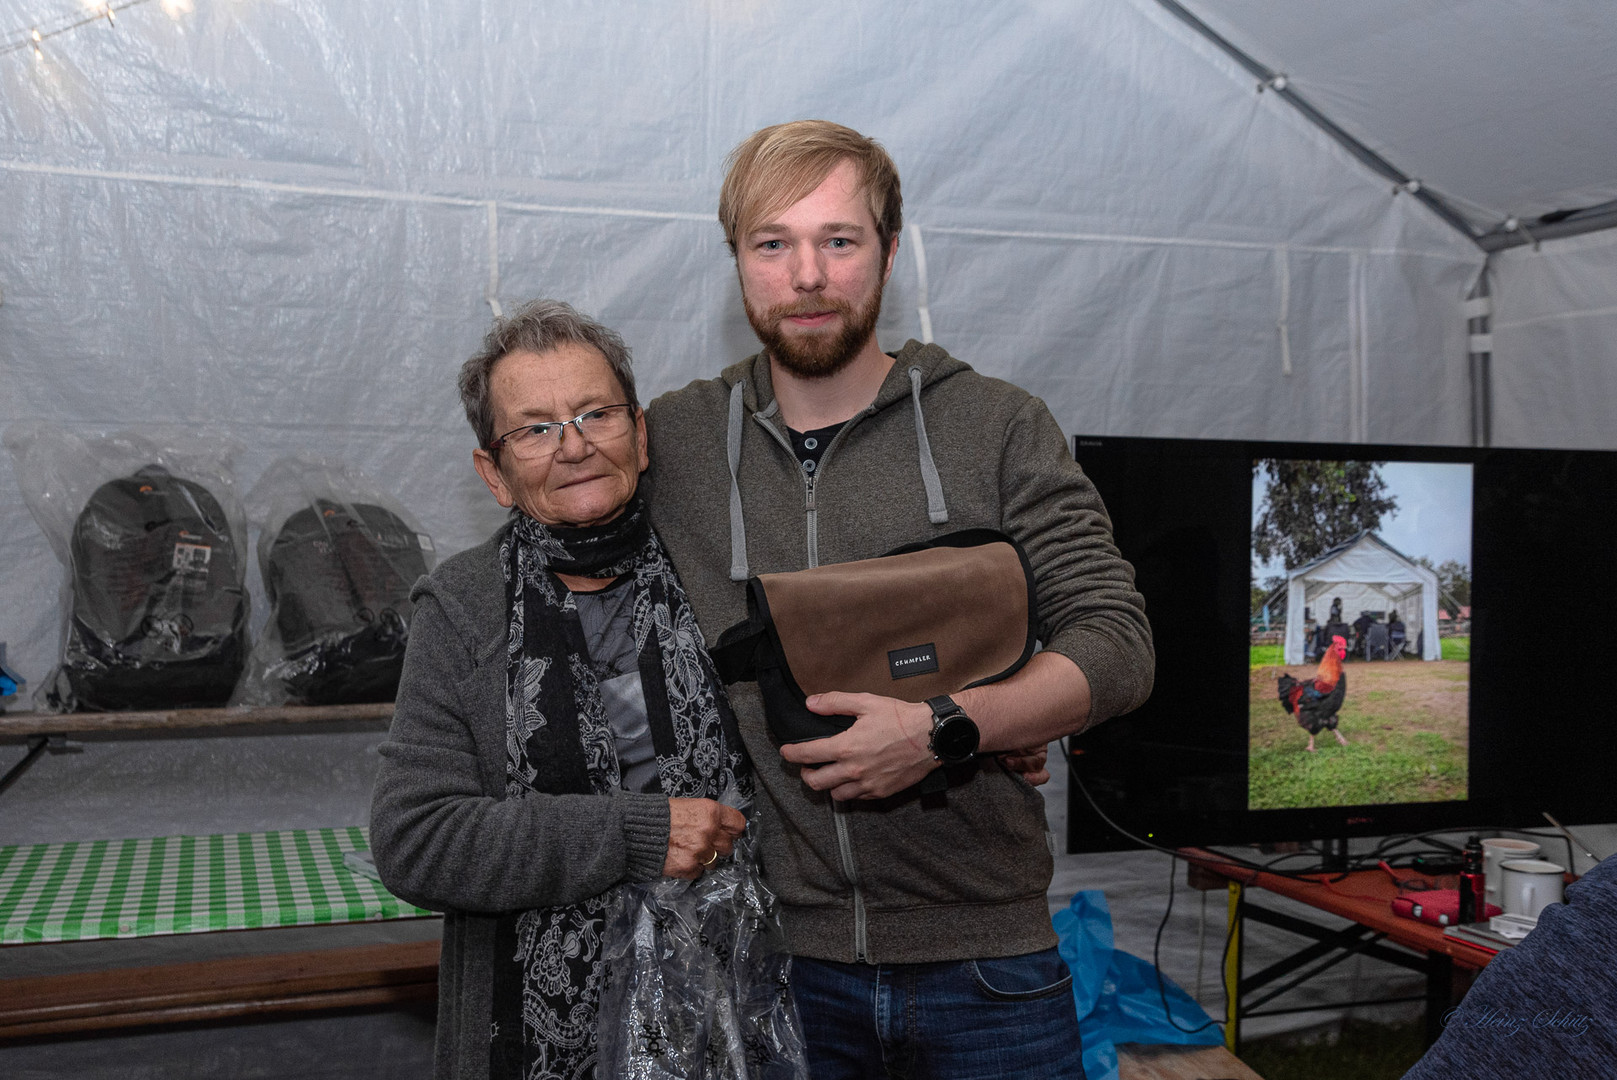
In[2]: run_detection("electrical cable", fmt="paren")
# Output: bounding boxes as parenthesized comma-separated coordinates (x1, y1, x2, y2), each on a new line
(1151, 851, 1225, 1034)
(1063, 737, 1353, 881)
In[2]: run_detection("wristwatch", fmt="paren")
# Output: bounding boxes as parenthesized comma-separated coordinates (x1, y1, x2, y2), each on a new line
(925, 695, 980, 766)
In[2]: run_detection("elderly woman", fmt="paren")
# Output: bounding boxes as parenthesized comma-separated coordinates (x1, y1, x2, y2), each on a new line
(370, 300, 752, 1080)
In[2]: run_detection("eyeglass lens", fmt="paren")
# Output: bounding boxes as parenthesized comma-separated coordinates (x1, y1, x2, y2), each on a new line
(501, 405, 633, 459)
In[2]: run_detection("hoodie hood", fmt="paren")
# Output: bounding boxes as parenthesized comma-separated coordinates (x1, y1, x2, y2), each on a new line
(719, 340, 968, 579)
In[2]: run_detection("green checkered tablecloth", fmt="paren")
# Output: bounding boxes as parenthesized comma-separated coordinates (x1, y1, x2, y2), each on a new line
(0, 827, 434, 946)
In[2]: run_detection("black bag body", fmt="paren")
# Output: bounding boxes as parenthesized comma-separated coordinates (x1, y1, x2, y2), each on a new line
(56, 465, 249, 711)
(260, 500, 428, 705)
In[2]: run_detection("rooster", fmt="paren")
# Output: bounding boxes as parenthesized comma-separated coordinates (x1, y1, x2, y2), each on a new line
(1277, 634, 1349, 752)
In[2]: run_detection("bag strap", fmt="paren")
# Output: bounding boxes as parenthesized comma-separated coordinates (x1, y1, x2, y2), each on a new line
(708, 579, 769, 684)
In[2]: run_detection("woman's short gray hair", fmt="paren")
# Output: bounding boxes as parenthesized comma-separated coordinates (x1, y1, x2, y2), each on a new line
(458, 299, 639, 451)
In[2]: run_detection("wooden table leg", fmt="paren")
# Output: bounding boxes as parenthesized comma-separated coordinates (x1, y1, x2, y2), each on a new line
(1424, 950, 1454, 1048)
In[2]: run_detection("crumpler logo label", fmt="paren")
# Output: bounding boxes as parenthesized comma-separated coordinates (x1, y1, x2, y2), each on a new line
(888, 643, 939, 680)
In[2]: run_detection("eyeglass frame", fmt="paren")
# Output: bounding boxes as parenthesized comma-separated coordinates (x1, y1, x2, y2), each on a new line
(486, 402, 639, 459)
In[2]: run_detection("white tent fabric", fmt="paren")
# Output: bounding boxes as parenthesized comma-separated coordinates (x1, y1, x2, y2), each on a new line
(1492, 230, 1617, 449)
(1283, 533, 1441, 664)
(1157, 0, 1617, 451)
(3, 0, 1616, 1061)
(0, 0, 1498, 694)
(1178, 0, 1617, 234)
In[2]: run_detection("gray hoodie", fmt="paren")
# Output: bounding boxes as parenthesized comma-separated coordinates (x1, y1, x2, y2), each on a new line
(645, 339, 1154, 964)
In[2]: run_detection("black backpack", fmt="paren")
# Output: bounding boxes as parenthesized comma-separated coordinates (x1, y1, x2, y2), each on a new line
(259, 500, 429, 705)
(53, 465, 249, 711)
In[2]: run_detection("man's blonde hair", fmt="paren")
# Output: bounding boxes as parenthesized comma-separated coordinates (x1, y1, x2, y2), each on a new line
(718, 120, 903, 257)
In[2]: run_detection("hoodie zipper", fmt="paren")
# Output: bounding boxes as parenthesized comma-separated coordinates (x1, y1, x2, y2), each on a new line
(752, 407, 871, 962)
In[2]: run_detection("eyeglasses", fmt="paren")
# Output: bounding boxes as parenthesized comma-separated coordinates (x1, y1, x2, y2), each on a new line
(488, 403, 637, 461)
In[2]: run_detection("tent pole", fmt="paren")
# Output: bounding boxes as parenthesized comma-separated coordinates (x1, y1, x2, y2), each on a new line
(1465, 260, 1493, 448)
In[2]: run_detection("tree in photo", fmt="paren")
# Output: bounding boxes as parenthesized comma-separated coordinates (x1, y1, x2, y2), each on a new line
(1414, 556, 1471, 610)
(1252, 460, 1398, 570)
(1251, 574, 1287, 618)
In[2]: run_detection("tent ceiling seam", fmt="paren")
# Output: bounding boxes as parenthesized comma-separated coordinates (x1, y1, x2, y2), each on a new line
(921, 224, 1463, 263)
(0, 160, 711, 222)
(1157, 1, 1617, 252)
(1154, 0, 1488, 250)
(1, 159, 1475, 263)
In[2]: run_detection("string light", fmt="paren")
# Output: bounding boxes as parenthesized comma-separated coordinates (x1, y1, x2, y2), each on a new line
(2, 0, 190, 60)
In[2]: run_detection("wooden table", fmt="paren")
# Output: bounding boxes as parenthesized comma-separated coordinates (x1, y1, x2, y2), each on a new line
(0, 938, 439, 1038)
(0, 826, 431, 946)
(1180, 847, 1497, 1053)
(0, 824, 436, 1038)
(1119, 1042, 1265, 1079)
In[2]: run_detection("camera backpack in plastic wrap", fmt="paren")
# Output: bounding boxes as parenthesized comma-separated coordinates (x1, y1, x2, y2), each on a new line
(598, 827, 810, 1080)
(4, 423, 253, 713)
(236, 459, 434, 706)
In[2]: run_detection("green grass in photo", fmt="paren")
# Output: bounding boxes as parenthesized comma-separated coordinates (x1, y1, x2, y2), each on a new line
(1248, 660, 1469, 810)
(1250, 644, 1283, 667)
(1441, 636, 1470, 661)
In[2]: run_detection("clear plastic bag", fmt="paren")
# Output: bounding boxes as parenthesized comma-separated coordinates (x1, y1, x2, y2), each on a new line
(598, 826, 811, 1080)
(233, 456, 435, 706)
(3, 423, 250, 712)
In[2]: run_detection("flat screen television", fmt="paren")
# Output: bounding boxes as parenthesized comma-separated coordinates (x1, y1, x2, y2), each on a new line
(1065, 435, 1617, 855)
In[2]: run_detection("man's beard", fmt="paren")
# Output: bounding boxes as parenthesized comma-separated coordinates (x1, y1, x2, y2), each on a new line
(745, 277, 884, 380)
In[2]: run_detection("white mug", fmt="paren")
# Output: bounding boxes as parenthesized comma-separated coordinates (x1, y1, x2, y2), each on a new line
(1482, 838, 1542, 906)
(1500, 858, 1565, 918)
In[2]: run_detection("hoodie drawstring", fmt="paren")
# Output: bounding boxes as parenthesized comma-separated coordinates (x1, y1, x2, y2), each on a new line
(910, 367, 950, 524)
(725, 365, 949, 581)
(727, 379, 750, 581)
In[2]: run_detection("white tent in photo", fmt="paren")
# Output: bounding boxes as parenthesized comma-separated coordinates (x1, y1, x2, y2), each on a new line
(1283, 532, 1442, 664)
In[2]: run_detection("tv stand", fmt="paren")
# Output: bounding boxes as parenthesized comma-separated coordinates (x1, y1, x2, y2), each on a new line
(1320, 835, 1350, 873)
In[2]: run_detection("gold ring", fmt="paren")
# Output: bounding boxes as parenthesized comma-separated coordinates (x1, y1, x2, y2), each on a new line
(701, 850, 718, 866)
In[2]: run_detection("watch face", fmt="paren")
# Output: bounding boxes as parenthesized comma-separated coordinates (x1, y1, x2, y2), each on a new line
(933, 714, 980, 763)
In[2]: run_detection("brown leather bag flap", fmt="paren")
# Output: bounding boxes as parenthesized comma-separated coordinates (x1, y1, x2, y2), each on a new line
(758, 539, 1031, 703)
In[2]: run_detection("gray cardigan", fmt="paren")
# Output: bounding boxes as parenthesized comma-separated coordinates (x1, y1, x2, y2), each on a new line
(369, 522, 671, 1080)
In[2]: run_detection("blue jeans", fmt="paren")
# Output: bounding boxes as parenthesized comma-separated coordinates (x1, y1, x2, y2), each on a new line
(791, 948, 1086, 1079)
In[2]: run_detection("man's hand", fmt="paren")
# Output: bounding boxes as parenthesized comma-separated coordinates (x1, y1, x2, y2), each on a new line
(663, 798, 747, 879)
(778, 692, 938, 801)
(999, 744, 1050, 786)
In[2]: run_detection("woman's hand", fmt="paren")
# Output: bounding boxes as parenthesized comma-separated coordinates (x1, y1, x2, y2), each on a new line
(664, 797, 747, 879)
(999, 744, 1050, 786)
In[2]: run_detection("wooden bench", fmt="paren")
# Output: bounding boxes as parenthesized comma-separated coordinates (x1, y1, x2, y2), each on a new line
(0, 939, 438, 1038)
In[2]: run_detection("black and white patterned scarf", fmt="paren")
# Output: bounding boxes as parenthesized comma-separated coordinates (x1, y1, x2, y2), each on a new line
(490, 495, 751, 1080)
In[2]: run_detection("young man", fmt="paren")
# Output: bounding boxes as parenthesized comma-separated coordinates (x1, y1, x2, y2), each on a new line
(645, 120, 1154, 1079)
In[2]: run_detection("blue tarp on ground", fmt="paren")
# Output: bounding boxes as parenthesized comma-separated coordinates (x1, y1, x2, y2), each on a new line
(1056, 889, 1224, 1080)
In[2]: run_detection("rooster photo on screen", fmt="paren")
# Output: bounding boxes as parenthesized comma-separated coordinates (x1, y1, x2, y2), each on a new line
(1248, 459, 1473, 811)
